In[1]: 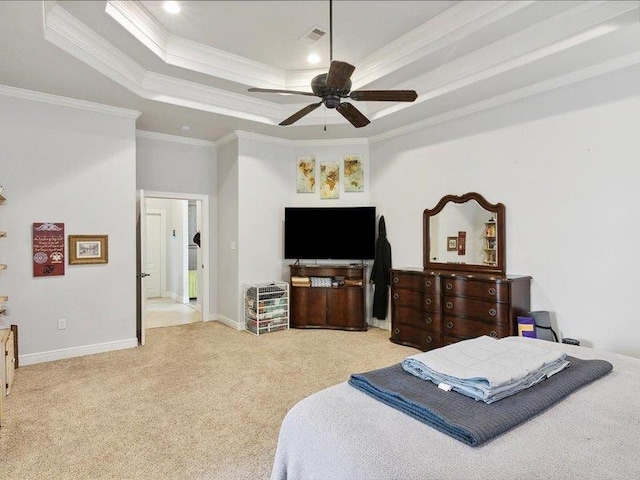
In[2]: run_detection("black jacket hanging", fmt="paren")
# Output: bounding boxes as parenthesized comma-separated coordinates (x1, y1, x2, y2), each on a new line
(370, 215, 392, 320)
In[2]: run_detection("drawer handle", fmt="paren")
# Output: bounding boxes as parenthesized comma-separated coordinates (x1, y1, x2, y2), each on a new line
(446, 321, 454, 329)
(445, 283, 453, 290)
(488, 287, 497, 295)
(490, 330, 498, 338)
(394, 328, 400, 335)
(425, 298, 432, 306)
(425, 335, 432, 344)
(393, 293, 399, 300)
(425, 316, 432, 325)
(445, 301, 453, 309)
(488, 308, 497, 316)
(393, 276, 399, 284)
(424, 280, 432, 287)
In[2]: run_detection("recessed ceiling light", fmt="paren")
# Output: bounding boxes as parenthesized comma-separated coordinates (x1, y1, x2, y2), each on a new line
(307, 53, 321, 65)
(162, 1, 181, 14)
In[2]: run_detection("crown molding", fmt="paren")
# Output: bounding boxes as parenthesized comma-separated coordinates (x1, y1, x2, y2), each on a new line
(369, 49, 640, 144)
(106, 0, 286, 89)
(351, 1, 533, 90)
(45, 3, 146, 92)
(136, 130, 216, 147)
(0, 84, 140, 118)
(235, 130, 294, 146)
(290, 137, 369, 147)
(369, 0, 637, 120)
(42, 0, 640, 136)
(215, 132, 240, 148)
(222, 130, 369, 148)
(44, 3, 287, 125)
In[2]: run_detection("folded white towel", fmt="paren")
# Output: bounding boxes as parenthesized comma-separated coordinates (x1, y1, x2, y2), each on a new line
(402, 336, 570, 403)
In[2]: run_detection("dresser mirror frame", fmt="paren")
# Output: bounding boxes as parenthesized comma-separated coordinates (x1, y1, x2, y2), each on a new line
(423, 192, 506, 275)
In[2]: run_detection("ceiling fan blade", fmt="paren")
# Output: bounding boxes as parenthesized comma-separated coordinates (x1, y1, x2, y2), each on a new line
(279, 102, 323, 126)
(349, 90, 418, 102)
(336, 102, 370, 128)
(248, 87, 317, 97)
(325, 60, 355, 91)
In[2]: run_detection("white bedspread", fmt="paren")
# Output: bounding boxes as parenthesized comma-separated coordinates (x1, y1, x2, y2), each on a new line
(402, 335, 570, 403)
(271, 338, 640, 480)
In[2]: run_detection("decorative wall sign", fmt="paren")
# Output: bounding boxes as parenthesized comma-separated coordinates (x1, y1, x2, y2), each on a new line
(296, 156, 316, 193)
(319, 162, 340, 199)
(69, 235, 108, 265)
(343, 155, 364, 192)
(447, 236, 458, 251)
(32, 222, 65, 277)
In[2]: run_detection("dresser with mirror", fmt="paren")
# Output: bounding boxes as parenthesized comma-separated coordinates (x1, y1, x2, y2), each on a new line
(390, 192, 531, 351)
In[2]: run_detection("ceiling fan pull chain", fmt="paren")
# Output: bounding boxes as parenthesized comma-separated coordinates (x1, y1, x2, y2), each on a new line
(324, 105, 327, 131)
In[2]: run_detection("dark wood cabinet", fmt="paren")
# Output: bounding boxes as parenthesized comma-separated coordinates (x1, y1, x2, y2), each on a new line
(391, 268, 530, 351)
(289, 264, 367, 331)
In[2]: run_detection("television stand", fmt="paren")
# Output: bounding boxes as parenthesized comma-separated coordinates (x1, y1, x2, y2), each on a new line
(289, 264, 367, 331)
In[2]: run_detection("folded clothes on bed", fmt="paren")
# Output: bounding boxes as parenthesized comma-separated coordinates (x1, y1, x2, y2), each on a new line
(349, 356, 612, 446)
(402, 336, 571, 403)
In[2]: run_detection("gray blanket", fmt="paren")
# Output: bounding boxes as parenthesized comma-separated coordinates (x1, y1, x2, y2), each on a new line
(348, 355, 612, 446)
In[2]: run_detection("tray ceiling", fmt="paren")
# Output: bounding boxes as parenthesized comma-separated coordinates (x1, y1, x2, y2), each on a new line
(1, 1, 639, 143)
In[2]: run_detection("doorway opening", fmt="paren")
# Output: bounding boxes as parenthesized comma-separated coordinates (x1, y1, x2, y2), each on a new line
(137, 190, 210, 343)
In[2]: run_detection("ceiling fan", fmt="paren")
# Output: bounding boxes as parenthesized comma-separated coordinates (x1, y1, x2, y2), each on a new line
(247, 1, 418, 128)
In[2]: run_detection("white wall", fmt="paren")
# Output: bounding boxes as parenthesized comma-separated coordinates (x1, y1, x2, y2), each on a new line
(0, 88, 138, 364)
(216, 138, 239, 326)
(370, 95, 640, 357)
(216, 133, 375, 328)
(238, 136, 291, 288)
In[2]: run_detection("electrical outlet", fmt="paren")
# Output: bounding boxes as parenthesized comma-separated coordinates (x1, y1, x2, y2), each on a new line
(58, 318, 66, 330)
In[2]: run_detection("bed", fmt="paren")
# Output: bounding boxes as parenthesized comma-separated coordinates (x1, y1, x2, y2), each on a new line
(271, 338, 640, 480)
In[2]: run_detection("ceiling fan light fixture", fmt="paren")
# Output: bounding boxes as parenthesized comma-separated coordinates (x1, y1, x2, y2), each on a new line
(162, 1, 181, 14)
(246, 0, 417, 128)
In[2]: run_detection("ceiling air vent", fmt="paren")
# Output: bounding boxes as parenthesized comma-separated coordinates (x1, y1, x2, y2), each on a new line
(299, 26, 326, 45)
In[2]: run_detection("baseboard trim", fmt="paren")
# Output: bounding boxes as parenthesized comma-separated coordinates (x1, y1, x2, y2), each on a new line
(19, 338, 139, 366)
(210, 314, 244, 331)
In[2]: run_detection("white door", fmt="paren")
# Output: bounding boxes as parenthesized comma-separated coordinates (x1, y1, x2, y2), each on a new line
(145, 212, 162, 298)
(136, 189, 148, 346)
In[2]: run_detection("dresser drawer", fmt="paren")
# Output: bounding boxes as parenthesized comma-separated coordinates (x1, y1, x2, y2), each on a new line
(392, 288, 440, 311)
(442, 296, 510, 323)
(391, 323, 442, 351)
(442, 316, 512, 339)
(391, 272, 439, 292)
(441, 278, 510, 302)
(392, 305, 441, 332)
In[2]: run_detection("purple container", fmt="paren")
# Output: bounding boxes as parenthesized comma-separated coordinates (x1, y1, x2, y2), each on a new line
(517, 316, 537, 338)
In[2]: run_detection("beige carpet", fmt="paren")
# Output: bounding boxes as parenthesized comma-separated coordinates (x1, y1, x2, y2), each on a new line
(0, 322, 416, 479)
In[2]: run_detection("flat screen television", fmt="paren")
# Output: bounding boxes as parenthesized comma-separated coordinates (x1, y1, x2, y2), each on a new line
(284, 206, 376, 260)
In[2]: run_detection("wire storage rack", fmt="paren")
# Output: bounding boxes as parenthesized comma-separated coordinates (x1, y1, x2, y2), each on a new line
(243, 281, 289, 335)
